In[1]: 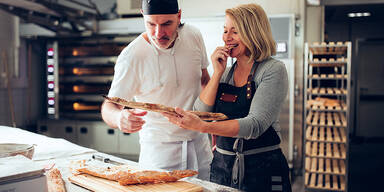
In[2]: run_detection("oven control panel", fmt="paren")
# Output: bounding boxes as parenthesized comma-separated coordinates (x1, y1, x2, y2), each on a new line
(46, 42, 59, 119)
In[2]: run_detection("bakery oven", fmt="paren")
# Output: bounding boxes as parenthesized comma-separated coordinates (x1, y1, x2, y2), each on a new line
(46, 37, 127, 120)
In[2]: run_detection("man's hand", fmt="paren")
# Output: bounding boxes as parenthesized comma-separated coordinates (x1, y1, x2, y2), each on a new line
(117, 109, 147, 133)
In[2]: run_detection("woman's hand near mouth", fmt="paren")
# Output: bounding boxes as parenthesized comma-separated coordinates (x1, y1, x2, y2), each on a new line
(211, 46, 230, 77)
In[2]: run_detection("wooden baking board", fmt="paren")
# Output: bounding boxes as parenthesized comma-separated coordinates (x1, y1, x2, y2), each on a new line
(69, 174, 203, 192)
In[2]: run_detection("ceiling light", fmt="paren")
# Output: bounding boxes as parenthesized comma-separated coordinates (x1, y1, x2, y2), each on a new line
(348, 12, 371, 18)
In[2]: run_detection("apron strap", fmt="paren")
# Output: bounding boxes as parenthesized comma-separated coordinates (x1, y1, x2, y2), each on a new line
(181, 140, 188, 170)
(225, 61, 260, 84)
(246, 61, 259, 99)
(224, 63, 236, 84)
(224, 61, 259, 87)
(250, 60, 259, 78)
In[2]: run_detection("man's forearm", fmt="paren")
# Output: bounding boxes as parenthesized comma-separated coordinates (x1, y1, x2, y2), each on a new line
(101, 101, 122, 129)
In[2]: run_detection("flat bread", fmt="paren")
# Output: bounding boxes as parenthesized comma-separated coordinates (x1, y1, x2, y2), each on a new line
(72, 161, 198, 186)
(103, 96, 228, 121)
(46, 168, 66, 192)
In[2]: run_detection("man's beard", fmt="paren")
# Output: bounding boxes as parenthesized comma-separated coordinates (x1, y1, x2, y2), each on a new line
(149, 32, 177, 50)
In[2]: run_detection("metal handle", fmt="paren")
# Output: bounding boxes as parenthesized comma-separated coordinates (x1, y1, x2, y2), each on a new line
(80, 127, 88, 134)
(65, 126, 73, 133)
(92, 154, 111, 163)
(107, 129, 115, 135)
(92, 154, 123, 165)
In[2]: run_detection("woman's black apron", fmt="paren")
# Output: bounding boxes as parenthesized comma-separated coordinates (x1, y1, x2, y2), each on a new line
(210, 61, 292, 192)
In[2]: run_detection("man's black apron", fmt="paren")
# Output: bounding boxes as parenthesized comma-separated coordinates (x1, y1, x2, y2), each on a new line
(210, 61, 292, 192)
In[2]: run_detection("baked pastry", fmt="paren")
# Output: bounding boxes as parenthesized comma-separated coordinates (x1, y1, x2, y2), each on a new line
(46, 168, 66, 192)
(104, 95, 228, 121)
(73, 162, 198, 185)
(308, 97, 340, 108)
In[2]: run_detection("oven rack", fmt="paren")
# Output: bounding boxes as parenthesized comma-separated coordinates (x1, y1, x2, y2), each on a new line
(60, 76, 113, 83)
(59, 94, 104, 102)
(61, 56, 117, 65)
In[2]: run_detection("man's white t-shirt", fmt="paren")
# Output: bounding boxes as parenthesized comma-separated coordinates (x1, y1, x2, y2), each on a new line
(108, 24, 209, 142)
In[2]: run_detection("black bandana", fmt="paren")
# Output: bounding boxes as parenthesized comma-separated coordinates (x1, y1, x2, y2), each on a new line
(142, 0, 179, 15)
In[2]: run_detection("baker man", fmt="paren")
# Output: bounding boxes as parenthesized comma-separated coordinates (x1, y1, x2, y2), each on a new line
(101, 0, 212, 180)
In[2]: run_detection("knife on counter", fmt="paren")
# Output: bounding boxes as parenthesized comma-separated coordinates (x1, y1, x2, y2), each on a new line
(92, 154, 124, 165)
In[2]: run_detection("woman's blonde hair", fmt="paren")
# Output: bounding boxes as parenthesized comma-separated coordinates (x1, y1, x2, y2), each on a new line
(225, 4, 276, 62)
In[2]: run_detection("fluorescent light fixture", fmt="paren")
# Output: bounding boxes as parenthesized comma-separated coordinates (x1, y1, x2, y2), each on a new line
(348, 13, 356, 17)
(348, 12, 371, 18)
(307, 0, 320, 6)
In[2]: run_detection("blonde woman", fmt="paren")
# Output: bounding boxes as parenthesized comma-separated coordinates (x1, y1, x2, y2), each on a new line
(163, 3, 292, 191)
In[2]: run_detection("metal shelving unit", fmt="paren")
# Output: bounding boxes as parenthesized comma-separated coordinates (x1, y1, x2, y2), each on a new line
(304, 42, 351, 192)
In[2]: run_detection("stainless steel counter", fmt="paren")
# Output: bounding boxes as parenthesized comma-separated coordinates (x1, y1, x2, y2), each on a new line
(0, 126, 239, 192)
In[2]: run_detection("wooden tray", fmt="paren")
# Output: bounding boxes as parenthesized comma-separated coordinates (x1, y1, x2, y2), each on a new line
(305, 172, 345, 191)
(305, 157, 346, 175)
(306, 111, 347, 127)
(69, 174, 203, 192)
(307, 88, 347, 95)
(306, 126, 347, 143)
(309, 41, 347, 55)
(305, 142, 346, 159)
(307, 100, 346, 112)
(309, 74, 347, 80)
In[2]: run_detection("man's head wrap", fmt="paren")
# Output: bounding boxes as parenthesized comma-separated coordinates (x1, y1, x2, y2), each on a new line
(142, 0, 179, 15)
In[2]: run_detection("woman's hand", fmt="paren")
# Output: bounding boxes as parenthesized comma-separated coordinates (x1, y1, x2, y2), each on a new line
(211, 46, 230, 77)
(162, 107, 208, 133)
